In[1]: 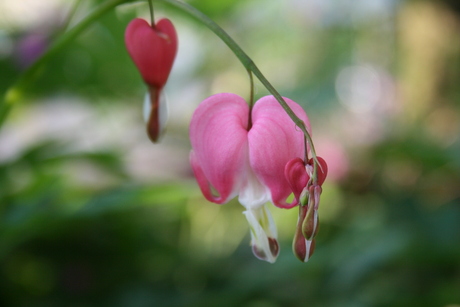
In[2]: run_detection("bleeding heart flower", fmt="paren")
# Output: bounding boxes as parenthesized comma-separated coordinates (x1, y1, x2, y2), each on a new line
(189, 93, 310, 263)
(125, 18, 177, 89)
(285, 156, 328, 262)
(125, 18, 178, 142)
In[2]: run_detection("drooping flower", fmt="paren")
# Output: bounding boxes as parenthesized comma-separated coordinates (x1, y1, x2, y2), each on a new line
(125, 18, 178, 142)
(189, 93, 310, 263)
(285, 156, 328, 262)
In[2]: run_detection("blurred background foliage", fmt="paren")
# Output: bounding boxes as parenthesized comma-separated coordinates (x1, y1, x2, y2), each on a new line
(0, 0, 459, 306)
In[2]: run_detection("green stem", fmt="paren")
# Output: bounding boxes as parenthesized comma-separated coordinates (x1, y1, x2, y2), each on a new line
(0, 0, 128, 128)
(148, 0, 155, 27)
(61, 0, 84, 33)
(247, 69, 254, 128)
(158, 0, 319, 166)
(247, 69, 254, 109)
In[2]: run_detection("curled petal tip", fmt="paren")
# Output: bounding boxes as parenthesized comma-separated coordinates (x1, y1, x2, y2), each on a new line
(252, 237, 279, 263)
(269, 237, 280, 258)
(244, 206, 279, 263)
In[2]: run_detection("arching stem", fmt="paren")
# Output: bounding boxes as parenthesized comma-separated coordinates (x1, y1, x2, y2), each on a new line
(247, 69, 254, 129)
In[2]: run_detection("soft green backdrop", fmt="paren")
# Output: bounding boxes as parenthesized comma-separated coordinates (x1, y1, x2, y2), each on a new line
(0, 0, 459, 306)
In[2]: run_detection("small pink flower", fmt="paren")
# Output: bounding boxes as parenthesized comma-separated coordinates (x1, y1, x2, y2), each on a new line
(125, 18, 178, 142)
(189, 93, 310, 262)
(285, 157, 328, 205)
(285, 156, 328, 262)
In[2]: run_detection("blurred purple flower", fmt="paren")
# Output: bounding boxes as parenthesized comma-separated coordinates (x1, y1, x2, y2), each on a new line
(15, 33, 48, 69)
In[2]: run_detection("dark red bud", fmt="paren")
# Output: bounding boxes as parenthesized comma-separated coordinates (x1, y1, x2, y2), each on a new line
(308, 156, 328, 186)
(125, 18, 178, 88)
(252, 237, 279, 262)
(293, 205, 317, 262)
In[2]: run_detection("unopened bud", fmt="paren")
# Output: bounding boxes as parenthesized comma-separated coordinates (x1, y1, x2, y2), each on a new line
(299, 187, 309, 207)
(293, 205, 317, 262)
(293, 228, 316, 262)
(302, 207, 319, 240)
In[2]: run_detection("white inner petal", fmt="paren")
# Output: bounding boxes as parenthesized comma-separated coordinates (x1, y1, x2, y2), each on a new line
(238, 165, 271, 209)
(143, 92, 150, 123)
(243, 206, 278, 263)
(305, 164, 313, 178)
(159, 91, 168, 132)
(304, 239, 313, 262)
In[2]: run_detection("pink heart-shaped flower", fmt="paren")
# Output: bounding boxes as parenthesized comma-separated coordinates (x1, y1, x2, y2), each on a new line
(189, 93, 311, 209)
(125, 18, 178, 88)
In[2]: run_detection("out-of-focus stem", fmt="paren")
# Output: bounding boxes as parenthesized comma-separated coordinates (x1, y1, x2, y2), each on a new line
(0, 0, 128, 128)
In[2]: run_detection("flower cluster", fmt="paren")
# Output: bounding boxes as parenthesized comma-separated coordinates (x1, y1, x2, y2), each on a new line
(285, 157, 328, 262)
(125, 15, 327, 263)
(189, 93, 310, 262)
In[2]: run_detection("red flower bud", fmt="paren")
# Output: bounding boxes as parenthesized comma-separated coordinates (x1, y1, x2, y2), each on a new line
(125, 18, 178, 89)
(293, 204, 317, 262)
(125, 18, 178, 142)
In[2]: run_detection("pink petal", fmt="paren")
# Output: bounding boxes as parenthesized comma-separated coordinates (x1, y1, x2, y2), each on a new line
(249, 96, 311, 208)
(310, 157, 328, 186)
(125, 18, 178, 88)
(285, 157, 310, 202)
(189, 93, 249, 204)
